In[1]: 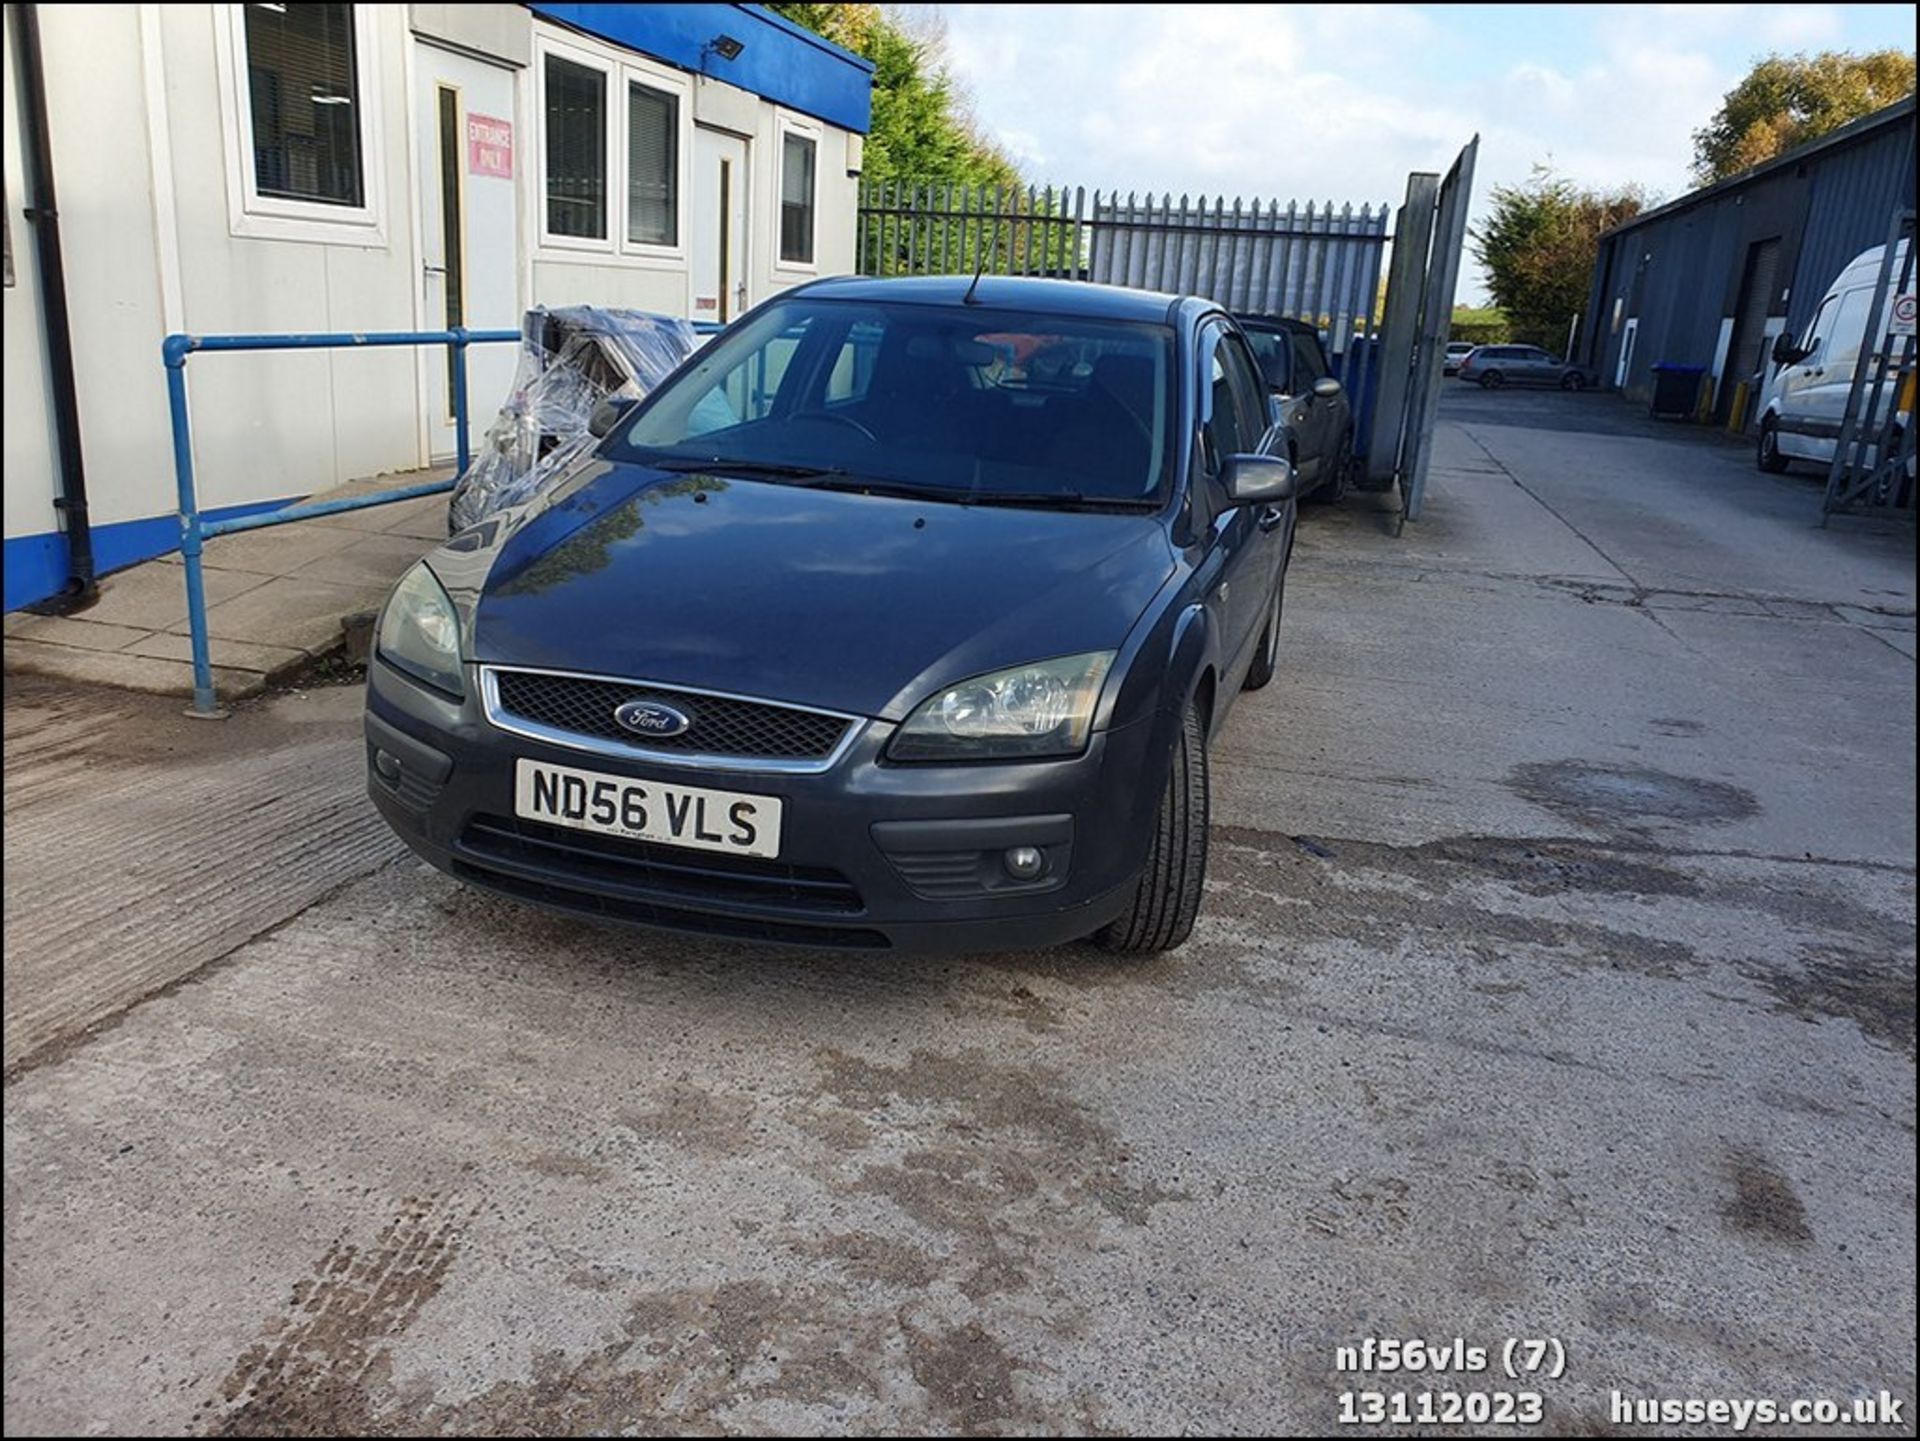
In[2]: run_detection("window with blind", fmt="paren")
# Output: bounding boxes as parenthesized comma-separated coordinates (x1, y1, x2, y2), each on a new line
(627, 81, 678, 247)
(780, 131, 816, 264)
(243, 2, 363, 207)
(545, 54, 606, 240)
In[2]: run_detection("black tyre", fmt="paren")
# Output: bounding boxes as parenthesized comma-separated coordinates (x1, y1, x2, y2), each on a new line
(1560, 371, 1586, 391)
(1096, 701, 1209, 955)
(1757, 416, 1790, 473)
(1316, 430, 1353, 503)
(1480, 371, 1505, 390)
(1243, 572, 1284, 692)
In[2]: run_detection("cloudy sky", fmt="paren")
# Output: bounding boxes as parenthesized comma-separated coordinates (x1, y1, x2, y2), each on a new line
(932, 3, 1917, 302)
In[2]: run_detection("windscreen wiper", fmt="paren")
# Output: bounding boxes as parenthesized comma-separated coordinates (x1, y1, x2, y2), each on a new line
(955, 490, 1159, 512)
(800, 478, 1158, 511)
(646, 455, 853, 479)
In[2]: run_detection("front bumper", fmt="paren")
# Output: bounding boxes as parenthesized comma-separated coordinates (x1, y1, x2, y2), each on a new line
(364, 657, 1164, 953)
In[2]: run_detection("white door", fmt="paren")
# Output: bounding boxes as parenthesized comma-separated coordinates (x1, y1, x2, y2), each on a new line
(1800, 285, 1877, 463)
(691, 128, 749, 325)
(414, 43, 520, 464)
(1614, 318, 1637, 389)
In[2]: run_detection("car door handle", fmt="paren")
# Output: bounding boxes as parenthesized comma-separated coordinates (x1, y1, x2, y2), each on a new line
(1257, 505, 1286, 532)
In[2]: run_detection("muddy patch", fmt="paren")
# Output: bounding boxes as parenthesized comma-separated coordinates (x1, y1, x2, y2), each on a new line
(1721, 1148, 1813, 1244)
(1507, 760, 1759, 831)
(813, 1048, 1189, 1232)
(204, 1194, 477, 1435)
(210, 1246, 1083, 1435)
(1414, 835, 1702, 902)
(621, 1086, 759, 1159)
(904, 1320, 1031, 1435)
(1209, 827, 1703, 981)
(1743, 942, 1916, 1058)
(795, 1230, 947, 1290)
(793, 1048, 1188, 1309)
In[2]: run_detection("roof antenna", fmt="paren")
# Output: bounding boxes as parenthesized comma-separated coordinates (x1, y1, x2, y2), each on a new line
(962, 219, 1001, 305)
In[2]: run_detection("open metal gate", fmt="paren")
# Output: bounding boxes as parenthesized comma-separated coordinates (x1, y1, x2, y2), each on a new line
(1381, 137, 1479, 523)
(854, 141, 1478, 522)
(1823, 210, 1917, 523)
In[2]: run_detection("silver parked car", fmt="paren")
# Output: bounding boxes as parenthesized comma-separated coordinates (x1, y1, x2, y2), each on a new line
(1235, 315, 1355, 501)
(1444, 340, 1475, 375)
(1457, 344, 1588, 390)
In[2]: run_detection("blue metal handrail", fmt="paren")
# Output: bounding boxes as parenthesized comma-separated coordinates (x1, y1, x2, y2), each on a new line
(164, 326, 518, 715)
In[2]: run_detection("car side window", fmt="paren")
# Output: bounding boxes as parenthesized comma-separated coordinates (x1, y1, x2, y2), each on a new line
(1200, 324, 1270, 472)
(825, 319, 885, 404)
(1242, 328, 1292, 393)
(1289, 331, 1330, 385)
(1798, 295, 1836, 357)
(684, 317, 815, 436)
(1222, 334, 1270, 448)
(1202, 337, 1246, 473)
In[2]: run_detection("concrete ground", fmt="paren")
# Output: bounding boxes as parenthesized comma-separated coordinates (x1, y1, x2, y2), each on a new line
(4, 388, 1914, 1435)
(3, 472, 449, 702)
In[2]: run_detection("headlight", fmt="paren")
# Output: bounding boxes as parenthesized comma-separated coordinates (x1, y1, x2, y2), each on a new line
(377, 562, 465, 696)
(889, 652, 1114, 761)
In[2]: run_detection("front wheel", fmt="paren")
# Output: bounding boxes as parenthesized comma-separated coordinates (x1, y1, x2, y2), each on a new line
(1757, 417, 1790, 473)
(1560, 372, 1586, 391)
(1096, 701, 1209, 955)
(1479, 371, 1505, 390)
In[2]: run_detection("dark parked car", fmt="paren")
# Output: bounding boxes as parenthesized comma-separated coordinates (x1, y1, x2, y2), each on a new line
(1457, 344, 1588, 389)
(1235, 315, 1355, 500)
(366, 277, 1298, 956)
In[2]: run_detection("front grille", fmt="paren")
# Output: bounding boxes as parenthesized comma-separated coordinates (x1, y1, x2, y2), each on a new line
(490, 669, 851, 762)
(458, 814, 865, 915)
(452, 865, 889, 948)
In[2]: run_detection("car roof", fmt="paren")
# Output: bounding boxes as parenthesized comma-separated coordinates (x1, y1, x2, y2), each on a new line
(800, 273, 1187, 324)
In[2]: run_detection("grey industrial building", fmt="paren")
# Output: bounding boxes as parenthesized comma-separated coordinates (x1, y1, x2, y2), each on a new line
(1580, 95, 1917, 424)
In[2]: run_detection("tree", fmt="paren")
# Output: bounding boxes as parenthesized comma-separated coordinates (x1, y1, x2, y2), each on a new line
(1693, 50, 1915, 184)
(766, 3, 1019, 190)
(1472, 167, 1645, 350)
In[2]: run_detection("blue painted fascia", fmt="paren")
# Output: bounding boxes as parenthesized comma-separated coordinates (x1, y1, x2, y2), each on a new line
(528, 3, 873, 135)
(4, 495, 300, 613)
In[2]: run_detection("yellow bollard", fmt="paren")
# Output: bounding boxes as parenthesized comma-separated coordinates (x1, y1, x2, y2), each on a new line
(1724, 381, 1749, 434)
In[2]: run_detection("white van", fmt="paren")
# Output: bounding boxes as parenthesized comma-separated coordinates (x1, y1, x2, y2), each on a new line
(1757, 239, 1912, 473)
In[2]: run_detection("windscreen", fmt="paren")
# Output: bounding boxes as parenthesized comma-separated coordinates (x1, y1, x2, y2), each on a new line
(616, 299, 1176, 504)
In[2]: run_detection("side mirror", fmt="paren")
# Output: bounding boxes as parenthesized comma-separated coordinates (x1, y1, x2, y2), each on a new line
(1771, 332, 1808, 367)
(1312, 377, 1343, 399)
(1223, 453, 1296, 507)
(588, 394, 639, 439)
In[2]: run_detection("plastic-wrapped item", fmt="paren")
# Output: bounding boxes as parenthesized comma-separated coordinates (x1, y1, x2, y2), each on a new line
(448, 306, 698, 531)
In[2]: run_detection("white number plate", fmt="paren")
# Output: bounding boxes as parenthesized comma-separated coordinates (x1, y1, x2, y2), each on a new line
(514, 758, 782, 858)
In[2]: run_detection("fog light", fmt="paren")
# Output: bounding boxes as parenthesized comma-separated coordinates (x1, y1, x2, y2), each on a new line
(374, 749, 401, 783)
(1003, 845, 1046, 880)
